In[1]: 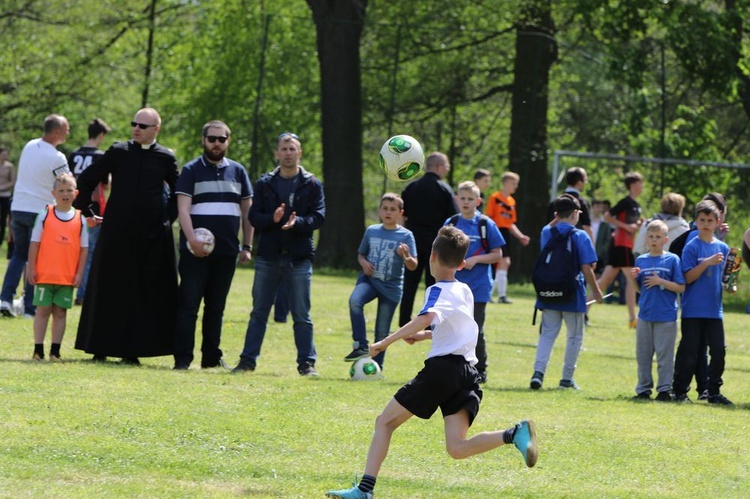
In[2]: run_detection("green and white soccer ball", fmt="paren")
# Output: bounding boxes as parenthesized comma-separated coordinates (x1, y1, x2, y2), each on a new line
(350, 357, 382, 381)
(379, 135, 425, 182)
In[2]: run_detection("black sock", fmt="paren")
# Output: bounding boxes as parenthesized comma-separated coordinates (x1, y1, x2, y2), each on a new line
(34, 344, 44, 357)
(503, 424, 518, 444)
(50, 343, 61, 356)
(358, 474, 377, 494)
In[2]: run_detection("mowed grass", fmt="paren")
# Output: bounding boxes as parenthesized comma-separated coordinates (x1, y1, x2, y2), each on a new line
(1, 259, 749, 498)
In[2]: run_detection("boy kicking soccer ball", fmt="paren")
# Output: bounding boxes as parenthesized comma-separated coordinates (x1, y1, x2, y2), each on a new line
(326, 226, 537, 499)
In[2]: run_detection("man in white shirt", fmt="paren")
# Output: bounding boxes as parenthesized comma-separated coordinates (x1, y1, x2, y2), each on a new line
(1, 114, 70, 317)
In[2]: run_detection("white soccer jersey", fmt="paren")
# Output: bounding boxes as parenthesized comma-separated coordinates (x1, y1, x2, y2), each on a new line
(11, 138, 70, 213)
(418, 280, 478, 365)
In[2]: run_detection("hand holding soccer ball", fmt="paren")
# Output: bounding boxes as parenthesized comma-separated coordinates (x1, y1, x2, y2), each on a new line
(187, 227, 215, 257)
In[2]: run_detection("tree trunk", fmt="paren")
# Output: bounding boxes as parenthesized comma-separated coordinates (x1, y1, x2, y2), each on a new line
(307, 0, 367, 268)
(507, 0, 557, 280)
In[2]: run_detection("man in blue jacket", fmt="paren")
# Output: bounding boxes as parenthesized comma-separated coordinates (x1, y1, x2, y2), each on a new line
(234, 132, 325, 376)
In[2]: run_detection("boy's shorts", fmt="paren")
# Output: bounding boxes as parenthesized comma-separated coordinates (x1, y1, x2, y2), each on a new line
(394, 354, 483, 426)
(608, 245, 635, 268)
(33, 284, 74, 309)
(499, 228, 512, 255)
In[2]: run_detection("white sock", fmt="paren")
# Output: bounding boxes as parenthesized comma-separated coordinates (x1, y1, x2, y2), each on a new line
(495, 269, 508, 298)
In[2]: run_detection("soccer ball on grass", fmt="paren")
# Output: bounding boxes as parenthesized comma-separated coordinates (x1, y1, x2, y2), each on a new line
(379, 135, 425, 182)
(350, 357, 382, 381)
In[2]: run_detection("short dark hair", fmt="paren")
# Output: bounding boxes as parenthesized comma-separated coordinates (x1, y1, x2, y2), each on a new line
(432, 226, 469, 269)
(88, 118, 111, 139)
(203, 120, 231, 137)
(380, 192, 403, 210)
(624, 171, 643, 189)
(702, 192, 727, 219)
(695, 200, 721, 220)
(473, 168, 491, 181)
(565, 167, 586, 186)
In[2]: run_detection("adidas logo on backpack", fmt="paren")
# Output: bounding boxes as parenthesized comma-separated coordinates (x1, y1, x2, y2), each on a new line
(532, 227, 579, 304)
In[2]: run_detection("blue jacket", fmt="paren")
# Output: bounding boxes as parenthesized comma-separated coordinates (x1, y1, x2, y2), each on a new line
(250, 165, 325, 262)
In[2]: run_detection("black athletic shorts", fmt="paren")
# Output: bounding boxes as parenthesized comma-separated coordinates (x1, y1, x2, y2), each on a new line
(394, 354, 483, 426)
(499, 228, 512, 256)
(608, 245, 635, 268)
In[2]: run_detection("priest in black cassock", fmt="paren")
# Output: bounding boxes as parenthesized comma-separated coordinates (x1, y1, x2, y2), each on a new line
(74, 108, 179, 364)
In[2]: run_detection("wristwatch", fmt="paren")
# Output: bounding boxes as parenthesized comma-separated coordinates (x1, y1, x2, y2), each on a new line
(242, 244, 253, 252)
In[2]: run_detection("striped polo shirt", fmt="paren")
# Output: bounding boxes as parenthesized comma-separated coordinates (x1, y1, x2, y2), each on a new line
(176, 155, 253, 256)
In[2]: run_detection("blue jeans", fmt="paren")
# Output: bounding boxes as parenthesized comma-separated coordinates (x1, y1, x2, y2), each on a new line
(240, 256, 316, 367)
(349, 274, 397, 367)
(1, 211, 37, 315)
(175, 252, 237, 367)
(76, 223, 100, 301)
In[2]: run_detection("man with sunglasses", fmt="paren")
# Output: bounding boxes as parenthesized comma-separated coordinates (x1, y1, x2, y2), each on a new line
(74, 108, 179, 365)
(173, 120, 254, 370)
(234, 132, 325, 376)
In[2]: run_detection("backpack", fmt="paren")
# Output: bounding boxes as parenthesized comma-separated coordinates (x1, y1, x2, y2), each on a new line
(532, 227, 579, 304)
(448, 214, 490, 253)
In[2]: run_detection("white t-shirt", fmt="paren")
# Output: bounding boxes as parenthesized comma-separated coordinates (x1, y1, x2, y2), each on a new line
(31, 207, 89, 248)
(418, 280, 478, 365)
(11, 138, 70, 213)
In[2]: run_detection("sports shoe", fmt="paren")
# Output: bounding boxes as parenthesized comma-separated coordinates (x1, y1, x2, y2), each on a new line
(92, 355, 107, 363)
(48, 353, 62, 363)
(672, 392, 692, 403)
(0, 300, 16, 317)
(632, 392, 651, 400)
(201, 358, 232, 370)
(498, 296, 513, 304)
(344, 348, 369, 362)
(655, 391, 673, 402)
(530, 371, 544, 390)
(32, 352, 44, 362)
(325, 484, 372, 499)
(173, 363, 190, 370)
(558, 379, 581, 390)
(512, 420, 538, 467)
(707, 393, 733, 406)
(477, 371, 488, 384)
(298, 362, 319, 377)
(232, 359, 256, 373)
(697, 390, 709, 401)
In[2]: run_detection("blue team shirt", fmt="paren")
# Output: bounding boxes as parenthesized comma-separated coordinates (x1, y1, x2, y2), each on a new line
(635, 252, 684, 322)
(681, 236, 729, 319)
(358, 224, 417, 302)
(444, 213, 505, 303)
(535, 222, 598, 313)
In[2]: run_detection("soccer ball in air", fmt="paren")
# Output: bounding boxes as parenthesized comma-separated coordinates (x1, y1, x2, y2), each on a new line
(350, 357, 382, 381)
(188, 227, 215, 255)
(379, 135, 425, 182)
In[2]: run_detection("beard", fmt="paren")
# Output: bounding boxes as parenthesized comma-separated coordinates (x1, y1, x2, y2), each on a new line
(204, 145, 226, 162)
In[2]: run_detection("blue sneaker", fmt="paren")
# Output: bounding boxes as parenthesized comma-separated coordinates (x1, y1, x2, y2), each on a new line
(325, 484, 372, 499)
(512, 420, 538, 467)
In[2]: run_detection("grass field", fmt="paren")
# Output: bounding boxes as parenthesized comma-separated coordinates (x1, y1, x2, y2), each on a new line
(1, 260, 749, 498)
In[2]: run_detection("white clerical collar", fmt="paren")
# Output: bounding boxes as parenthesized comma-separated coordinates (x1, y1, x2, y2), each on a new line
(140, 140, 156, 149)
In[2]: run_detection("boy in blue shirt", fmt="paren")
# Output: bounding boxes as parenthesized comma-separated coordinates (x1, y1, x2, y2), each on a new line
(672, 200, 734, 405)
(530, 194, 603, 390)
(344, 193, 417, 369)
(445, 181, 505, 383)
(630, 220, 685, 401)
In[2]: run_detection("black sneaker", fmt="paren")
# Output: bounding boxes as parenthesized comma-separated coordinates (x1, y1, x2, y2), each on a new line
(633, 392, 651, 400)
(655, 391, 673, 402)
(92, 354, 107, 363)
(477, 371, 488, 384)
(298, 362, 319, 377)
(344, 348, 369, 362)
(558, 379, 581, 390)
(232, 359, 256, 373)
(173, 363, 190, 370)
(707, 393, 733, 406)
(697, 390, 709, 401)
(530, 371, 544, 390)
(201, 358, 232, 370)
(673, 392, 692, 403)
(498, 296, 513, 304)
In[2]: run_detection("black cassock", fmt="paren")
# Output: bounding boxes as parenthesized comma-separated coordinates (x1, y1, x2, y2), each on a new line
(74, 140, 179, 358)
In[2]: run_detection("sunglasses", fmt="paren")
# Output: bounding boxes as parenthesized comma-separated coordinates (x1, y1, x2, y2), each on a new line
(131, 122, 156, 129)
(278, 132, 299, 140)
(205, 135, 228, 144)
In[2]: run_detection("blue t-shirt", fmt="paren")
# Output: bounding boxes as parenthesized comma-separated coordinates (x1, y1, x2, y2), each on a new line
(635, 252, 685, 322)
(681, 236, 729, 319)
(535, 222, 598, 313)
(358, 224, 417, 302)
(445, 213, 505, 303)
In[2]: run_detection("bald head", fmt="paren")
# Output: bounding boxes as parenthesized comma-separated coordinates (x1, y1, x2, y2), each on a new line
(42, 114, 69, 146)
(132, 108, 161, 145)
